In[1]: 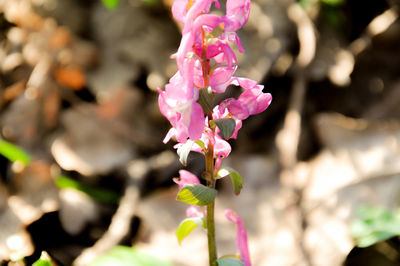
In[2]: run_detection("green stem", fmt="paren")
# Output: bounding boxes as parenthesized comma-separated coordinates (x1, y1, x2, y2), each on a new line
(201, 26, 217, 266)
(205, 143, 217, 266)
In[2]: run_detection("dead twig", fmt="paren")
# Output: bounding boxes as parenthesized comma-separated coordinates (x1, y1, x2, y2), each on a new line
(276, 3, 317, 265)
(277, 3, 316, 171)
(349, 7, 398, 57)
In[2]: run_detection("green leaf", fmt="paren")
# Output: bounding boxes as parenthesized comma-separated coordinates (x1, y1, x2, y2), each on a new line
(0, 140, 30, 166)
(217, 257, 244, 266)
(350, 206, 400, 247)
(177, 140, 193, 166)
(55, 175, 121, 204)
(32, 251, 52, 266)
(90, 246, 172, 266)
(210, 118, 236, 140)
(141, 0, 159, 5)
(321, 0, 344, 6)
(176, 217, 203, 244)
(101, 0, 119, 9)
(216, 167, 243, 195)
(177, 184, 217, 206)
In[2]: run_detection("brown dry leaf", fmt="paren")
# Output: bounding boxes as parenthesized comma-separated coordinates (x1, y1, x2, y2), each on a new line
(54, 66, 85, 90)
(96, 87, 129, 119)
(23, 125, 37, 142)
(3, 81, 26, 101)
(43, 88, 60, 127)
(48, 27, 71, 50)
(26, 161, 53, 183)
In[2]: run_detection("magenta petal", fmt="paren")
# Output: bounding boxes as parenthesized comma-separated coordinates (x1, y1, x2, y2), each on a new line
(206, 44, 222, 59)
(225, 209, 251, 266)
(235, 34, 245, 53)
(174, 170, 200, 189)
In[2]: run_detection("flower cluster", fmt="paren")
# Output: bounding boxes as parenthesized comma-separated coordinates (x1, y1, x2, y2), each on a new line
(158, 0, 272, 170)
(158, 0, 271, 264)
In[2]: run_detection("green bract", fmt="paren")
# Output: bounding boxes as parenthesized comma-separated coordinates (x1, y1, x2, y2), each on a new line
(32, 251, 52, 266)
(216, 167, 243, 195)
(176, 217, 204, 244)
(217, 257, 244, 266)
(210, 118, 236, 140)
(177, 184, 217, 206)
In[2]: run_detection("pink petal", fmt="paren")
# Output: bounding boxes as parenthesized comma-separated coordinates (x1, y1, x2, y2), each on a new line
(230, 119, 242, 139)
(173, 170, 200, 189)
(210, 66, 236, 93)
(175, 119, 190, 143)
(224, 0, 251, 31)
(225, 209, 251, 266)
(218, 98, 249, 120)
(186, 205, 204, 218)
(188, 102, 205, 140)
(231, 77, 259, 90)
(214, 136, 231, 170)
(234, 34, 245, 53)
(185, 0, 214, 21)
(172, 0, 189, 23)
(238, 89, 272, 115)
(163, 128, 177, 144)
(193, 14, 222, 31)
(176, 32, 194, 71)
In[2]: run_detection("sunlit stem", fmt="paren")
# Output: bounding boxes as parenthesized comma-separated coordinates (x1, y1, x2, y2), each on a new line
(205, 142, 217, 266)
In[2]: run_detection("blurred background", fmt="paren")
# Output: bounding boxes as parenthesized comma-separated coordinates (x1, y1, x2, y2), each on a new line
(0, 0, 400, 265)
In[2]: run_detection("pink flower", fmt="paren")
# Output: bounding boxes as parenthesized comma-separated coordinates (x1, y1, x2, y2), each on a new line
(237, 88, 272, 116)
(214, 135, 231, 170)
(158, 58, 205, 143)
(188, 122, 231, 171)
(223, 0, 251, 32)
(172, 0, 218, 23)
(213, 77, 272, 137)
(225, 209, 251, 266)
(193, 42, 238, 93)
(162, 0, 271, 170)
(173, 170, 201, 189)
